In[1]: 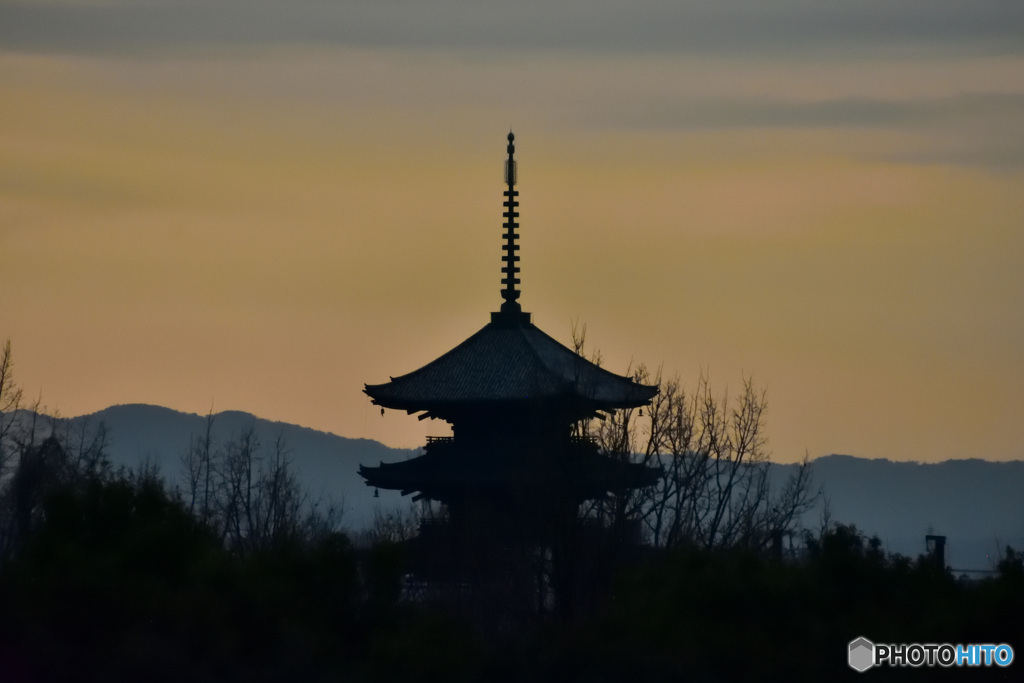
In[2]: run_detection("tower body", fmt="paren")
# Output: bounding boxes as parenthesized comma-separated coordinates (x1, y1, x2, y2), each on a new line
(360, 133, 658, 546)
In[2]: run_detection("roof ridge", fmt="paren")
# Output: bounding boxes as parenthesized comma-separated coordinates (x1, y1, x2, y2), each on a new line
(520, 323, 657, 391)
(365, 317, 657, 413)
(513, 321, 576, 394)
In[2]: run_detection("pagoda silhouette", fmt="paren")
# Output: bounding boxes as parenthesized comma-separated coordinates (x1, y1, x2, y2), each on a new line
(360, 132, 658, 553)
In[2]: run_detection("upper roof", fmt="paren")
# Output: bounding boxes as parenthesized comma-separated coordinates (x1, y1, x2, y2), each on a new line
(364, 132, 656, 416)
(364, 311, 657, 414)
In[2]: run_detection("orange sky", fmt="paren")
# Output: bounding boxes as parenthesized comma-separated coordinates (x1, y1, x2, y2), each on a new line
(2, 3, 1023, 463)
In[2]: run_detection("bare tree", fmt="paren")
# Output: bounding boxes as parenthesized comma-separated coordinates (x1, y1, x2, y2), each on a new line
(0, 343, 117, 560)
(0, 340, 24, 479)
(181, 410, 217, 527)
(51, 415, 110, 480)
(180, 418, 343, 554)
(573, 328, 817, 553)
(368, 503, 421, 545)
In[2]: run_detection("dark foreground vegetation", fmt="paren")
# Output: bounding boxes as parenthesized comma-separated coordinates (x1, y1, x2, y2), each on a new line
(0, 457, 1021, 682)
(1, 342, 1021, 681)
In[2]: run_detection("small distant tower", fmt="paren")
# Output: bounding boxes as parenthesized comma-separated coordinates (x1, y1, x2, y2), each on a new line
(926, 534, 946, 568)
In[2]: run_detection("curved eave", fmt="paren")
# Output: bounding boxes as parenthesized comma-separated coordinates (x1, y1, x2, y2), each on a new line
(359, 443, 662, 501)
(362, 396, 656, 427)
(364, 318, 658, 412)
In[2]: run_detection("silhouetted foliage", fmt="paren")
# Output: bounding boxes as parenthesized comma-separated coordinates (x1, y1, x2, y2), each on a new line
(0, 426, 111, 561)
(571, 327, 816, 555)
(180, 412, 343, 555)
(2, 339, 1019, 681)
(0, 467, 366, 682)
(0, 340, 23, 466)
(1, 445, 1020, 682)
(997, 545, 1024, 582)
(523, 524, 1023, 682)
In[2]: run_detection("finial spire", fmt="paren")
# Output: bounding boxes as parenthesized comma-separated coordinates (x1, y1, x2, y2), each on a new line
(500, 131, 521, 314)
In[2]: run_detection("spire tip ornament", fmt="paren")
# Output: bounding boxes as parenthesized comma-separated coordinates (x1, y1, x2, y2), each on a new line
(499, 131, 524, 320)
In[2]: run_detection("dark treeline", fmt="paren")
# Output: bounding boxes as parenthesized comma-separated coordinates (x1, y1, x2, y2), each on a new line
(1, 342, 1021, 681)
(0, 429, 1021, 680)
(0, 454, 1021, 681)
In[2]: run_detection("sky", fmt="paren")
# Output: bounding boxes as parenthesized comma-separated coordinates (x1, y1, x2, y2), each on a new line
(2, 0, 1023, 463)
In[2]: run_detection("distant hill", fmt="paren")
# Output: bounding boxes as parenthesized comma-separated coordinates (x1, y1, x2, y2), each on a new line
(776, 454, 1024, 572)
(39, 407, 1024, 568)
(64, 404, 419, 530)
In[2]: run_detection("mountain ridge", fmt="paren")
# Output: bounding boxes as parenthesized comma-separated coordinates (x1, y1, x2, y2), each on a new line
(62, 403, 419, 530)
(40, 405, 1024, 570)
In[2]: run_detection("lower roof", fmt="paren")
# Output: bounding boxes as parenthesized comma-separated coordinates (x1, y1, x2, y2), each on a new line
(359, 440, 661, 502)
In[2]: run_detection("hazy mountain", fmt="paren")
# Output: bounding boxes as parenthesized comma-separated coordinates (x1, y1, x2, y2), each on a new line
(56, 406, 1024, 570)
(775, 455, 1024, 573)
(65, 404, 419, 530)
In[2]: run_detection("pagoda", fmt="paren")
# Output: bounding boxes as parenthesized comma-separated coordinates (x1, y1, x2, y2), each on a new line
(360, 132, 658, 542)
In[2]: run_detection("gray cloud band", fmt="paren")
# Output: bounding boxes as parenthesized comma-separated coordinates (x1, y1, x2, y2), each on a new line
(2, 1, 1022, 57)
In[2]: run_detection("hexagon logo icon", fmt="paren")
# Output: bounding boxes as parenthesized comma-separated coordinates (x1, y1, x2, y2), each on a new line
(849, 637, 875, 672)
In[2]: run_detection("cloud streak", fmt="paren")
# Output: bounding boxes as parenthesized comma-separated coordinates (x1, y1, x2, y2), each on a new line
(632, 95, 1017, 130)
(2, 3, 1023, 462)
(616, 93, 1024, 168)
(3, 0, 1023, 57)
